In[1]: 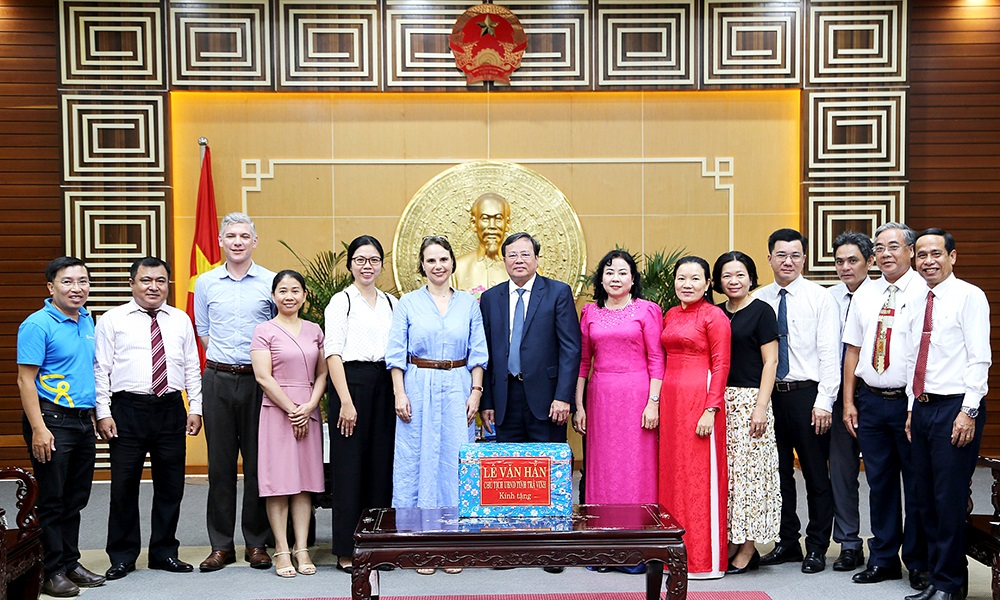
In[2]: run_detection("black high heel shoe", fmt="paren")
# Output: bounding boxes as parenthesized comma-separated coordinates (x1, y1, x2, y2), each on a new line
(726, 549, 761, 574)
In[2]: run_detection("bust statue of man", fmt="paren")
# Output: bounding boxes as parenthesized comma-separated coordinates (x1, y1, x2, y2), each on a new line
(453, 192, 511, 294)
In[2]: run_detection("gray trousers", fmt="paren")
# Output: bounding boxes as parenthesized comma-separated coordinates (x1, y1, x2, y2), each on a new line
(830, 395, 863, 551)
(203, 368, 270, 551)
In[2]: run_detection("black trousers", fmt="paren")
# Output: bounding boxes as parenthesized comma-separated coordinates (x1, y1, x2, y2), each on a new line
(329, 362, 395, 557)
(495, 378, 567, 443)
(855, 386, 927, 571)
(22, 405, 96, 578)
(106, 391, 187, 565)
(203, 368, 269, 551)
(772, 384, 834, 554)
(911, 395, 984, 594)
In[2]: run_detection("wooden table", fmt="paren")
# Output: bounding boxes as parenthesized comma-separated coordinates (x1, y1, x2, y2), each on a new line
(967, 455, 1000, 600)
(352, 503, 687, 600)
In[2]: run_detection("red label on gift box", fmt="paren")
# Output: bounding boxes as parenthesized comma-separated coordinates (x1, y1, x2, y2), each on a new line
(480, 457, 552, 506)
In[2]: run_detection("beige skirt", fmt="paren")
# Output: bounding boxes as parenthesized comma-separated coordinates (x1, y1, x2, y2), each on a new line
(725, 386, 780, 544)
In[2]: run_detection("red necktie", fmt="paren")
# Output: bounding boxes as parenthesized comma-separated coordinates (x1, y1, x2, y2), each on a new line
(149, 310, 168, 396)
(912, 291, 934, 398)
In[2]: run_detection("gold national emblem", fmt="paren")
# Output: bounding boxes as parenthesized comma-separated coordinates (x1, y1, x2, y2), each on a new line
(450, 4, 527, 85)
(392, 160, 586, 297)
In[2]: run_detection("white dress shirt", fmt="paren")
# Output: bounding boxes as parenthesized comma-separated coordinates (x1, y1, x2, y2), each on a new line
(323, 284, 395, 362)
(94, 299, 203, 420)
(507, 274, 537, 338)
(904, 274, 991, 410)
(755, 275, 842, 412)
(843, 269, 922, 389)
(829, 277, 871, 334)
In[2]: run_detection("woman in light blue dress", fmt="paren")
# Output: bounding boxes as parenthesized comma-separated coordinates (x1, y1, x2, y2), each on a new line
(387, 236, 488, 519)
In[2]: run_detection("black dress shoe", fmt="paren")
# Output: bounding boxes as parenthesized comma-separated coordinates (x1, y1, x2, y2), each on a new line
(852, 564, 902, 583)
(929, 592, 961, 600)
(149, 557, 194, 573)
(726, 549, 761, 574)
(104, 562, 136, 581)
(833, 548, 865, 571)
(42, 573, 80, 598)
(760, 544, 804, 566)
(65, 564, 106, 587)
(905, 585, 937, 600)
(909, 569, 931, 590)
(543, 566, 564, 573)
(801, 551, 826, 574)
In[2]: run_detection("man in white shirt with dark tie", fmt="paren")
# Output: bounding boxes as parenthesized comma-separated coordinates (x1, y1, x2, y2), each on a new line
(755, 228, 840, 574)
(94, 257, 203, 580)
(827, 231, 874, 574)
(841, 223, 929, 591)
(903, 228, 990, 600)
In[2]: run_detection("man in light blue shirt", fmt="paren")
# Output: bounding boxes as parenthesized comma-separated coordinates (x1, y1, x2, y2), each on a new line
(194, 213, 276, 572)
(17, 256, 106, 596)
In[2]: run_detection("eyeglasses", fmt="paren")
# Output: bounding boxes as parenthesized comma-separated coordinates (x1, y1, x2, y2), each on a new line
(352, 256, 382, 267)
(874, 243, 904, 254)
(772, 252, 804, 263)
(505, 252, 534, 261)
(57, 278, 90, 288)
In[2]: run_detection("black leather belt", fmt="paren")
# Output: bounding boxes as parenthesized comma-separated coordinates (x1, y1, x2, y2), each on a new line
(113, 390, 183, 402)
(41, 402, 93, 417)
(509, 373, 524, 381)
(774, 380, 817, 393)
(205, 360, 254, 375)
(861, 382, 907, 400)
(917, 392, 963, 404)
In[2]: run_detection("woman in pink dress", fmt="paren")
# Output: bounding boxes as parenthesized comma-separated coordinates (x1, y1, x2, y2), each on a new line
(250, 270, 327, 578)
(659, 256, 731, 579)
(574, 250, 662, 504)
(575, 250, 663, 574)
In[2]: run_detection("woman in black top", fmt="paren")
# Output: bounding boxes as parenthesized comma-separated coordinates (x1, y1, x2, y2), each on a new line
(712, 251, 781, 574)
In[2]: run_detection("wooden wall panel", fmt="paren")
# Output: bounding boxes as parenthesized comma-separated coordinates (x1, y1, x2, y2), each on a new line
(907, 0, 1000, 453)
(0, 0, 62, 467)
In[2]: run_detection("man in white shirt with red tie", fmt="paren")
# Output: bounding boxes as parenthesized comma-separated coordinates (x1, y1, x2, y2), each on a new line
(94, 257, 203, 580)
(841, 223, 928, 590)
(904, 228, 990, 600)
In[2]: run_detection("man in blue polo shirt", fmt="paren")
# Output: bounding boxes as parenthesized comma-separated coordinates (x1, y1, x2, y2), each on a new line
(17, 257, 106, 597)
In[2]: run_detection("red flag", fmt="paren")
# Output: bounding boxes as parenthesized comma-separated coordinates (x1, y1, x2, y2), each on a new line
(186, 146, 222, 369)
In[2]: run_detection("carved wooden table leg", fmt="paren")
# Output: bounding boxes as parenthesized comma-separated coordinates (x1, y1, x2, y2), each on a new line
(351, 550, 374, 600)
(993, 553, 1000, 600)
(664, 544, 689, 599)
(645, 560, 664, 600)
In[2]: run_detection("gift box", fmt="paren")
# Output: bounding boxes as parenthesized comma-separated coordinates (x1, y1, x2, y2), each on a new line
(458, 442, 573, 518)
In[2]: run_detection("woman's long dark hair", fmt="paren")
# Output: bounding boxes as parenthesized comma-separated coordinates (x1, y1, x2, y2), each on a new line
(591, 250, 643, 308)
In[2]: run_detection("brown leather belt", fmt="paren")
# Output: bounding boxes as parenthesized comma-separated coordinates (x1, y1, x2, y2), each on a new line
(407, 356, 467, 370)
(205, 360, 254, 375)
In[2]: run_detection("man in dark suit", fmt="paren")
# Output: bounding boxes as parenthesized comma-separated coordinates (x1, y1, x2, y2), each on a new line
(479, 232, 581, 444)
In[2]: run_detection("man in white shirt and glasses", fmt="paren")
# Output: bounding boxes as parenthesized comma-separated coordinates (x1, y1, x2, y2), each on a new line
(903, 228, 990, 600)
(841, 223, 929, 591)
(755, 228, 840, 574)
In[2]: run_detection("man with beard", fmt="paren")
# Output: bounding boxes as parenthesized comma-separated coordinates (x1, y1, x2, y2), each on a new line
(453, 192, 511, 293)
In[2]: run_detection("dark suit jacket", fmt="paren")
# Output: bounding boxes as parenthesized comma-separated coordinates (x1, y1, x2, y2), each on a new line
(480, 275, 582, 427)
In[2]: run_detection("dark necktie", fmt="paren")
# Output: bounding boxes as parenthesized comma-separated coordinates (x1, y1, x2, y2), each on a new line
(149, 310, 168, 396)
(508, 288, 526, 375)
(912, 291, 935, 398)
(841, 292, 853, 367)
(777, 288, 789, 380)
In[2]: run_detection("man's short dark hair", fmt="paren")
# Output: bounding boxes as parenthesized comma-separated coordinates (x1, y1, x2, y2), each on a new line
(915, 227, 956, 253)
(832, 231, 874, 261)
(129, 256, 171, 280)
(501, 232, 541, 256)
(45, 257, 89, 283)
(767, 228, 807, 253)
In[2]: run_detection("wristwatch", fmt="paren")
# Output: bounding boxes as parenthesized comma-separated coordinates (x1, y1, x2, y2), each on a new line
(961, 406, 980, 419)
(648, 395, 660, 403)
(705, 407, 720, 413)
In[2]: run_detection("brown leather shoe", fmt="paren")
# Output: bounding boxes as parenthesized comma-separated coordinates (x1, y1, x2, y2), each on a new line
(42, 573, 80, 598)
(66, 564, 106, 587)
(245, 547, 272, 570)
(199, 550, 237, 572)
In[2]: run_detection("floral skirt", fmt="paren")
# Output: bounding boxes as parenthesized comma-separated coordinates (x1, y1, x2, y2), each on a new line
(725, 386, 780, 544)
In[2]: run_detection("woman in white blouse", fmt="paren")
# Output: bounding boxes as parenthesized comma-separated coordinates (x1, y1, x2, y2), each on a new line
(324, 235, 396, 573)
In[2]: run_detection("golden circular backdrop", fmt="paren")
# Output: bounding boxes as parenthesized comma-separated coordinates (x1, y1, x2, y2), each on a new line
(392, 160, 586, 295)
